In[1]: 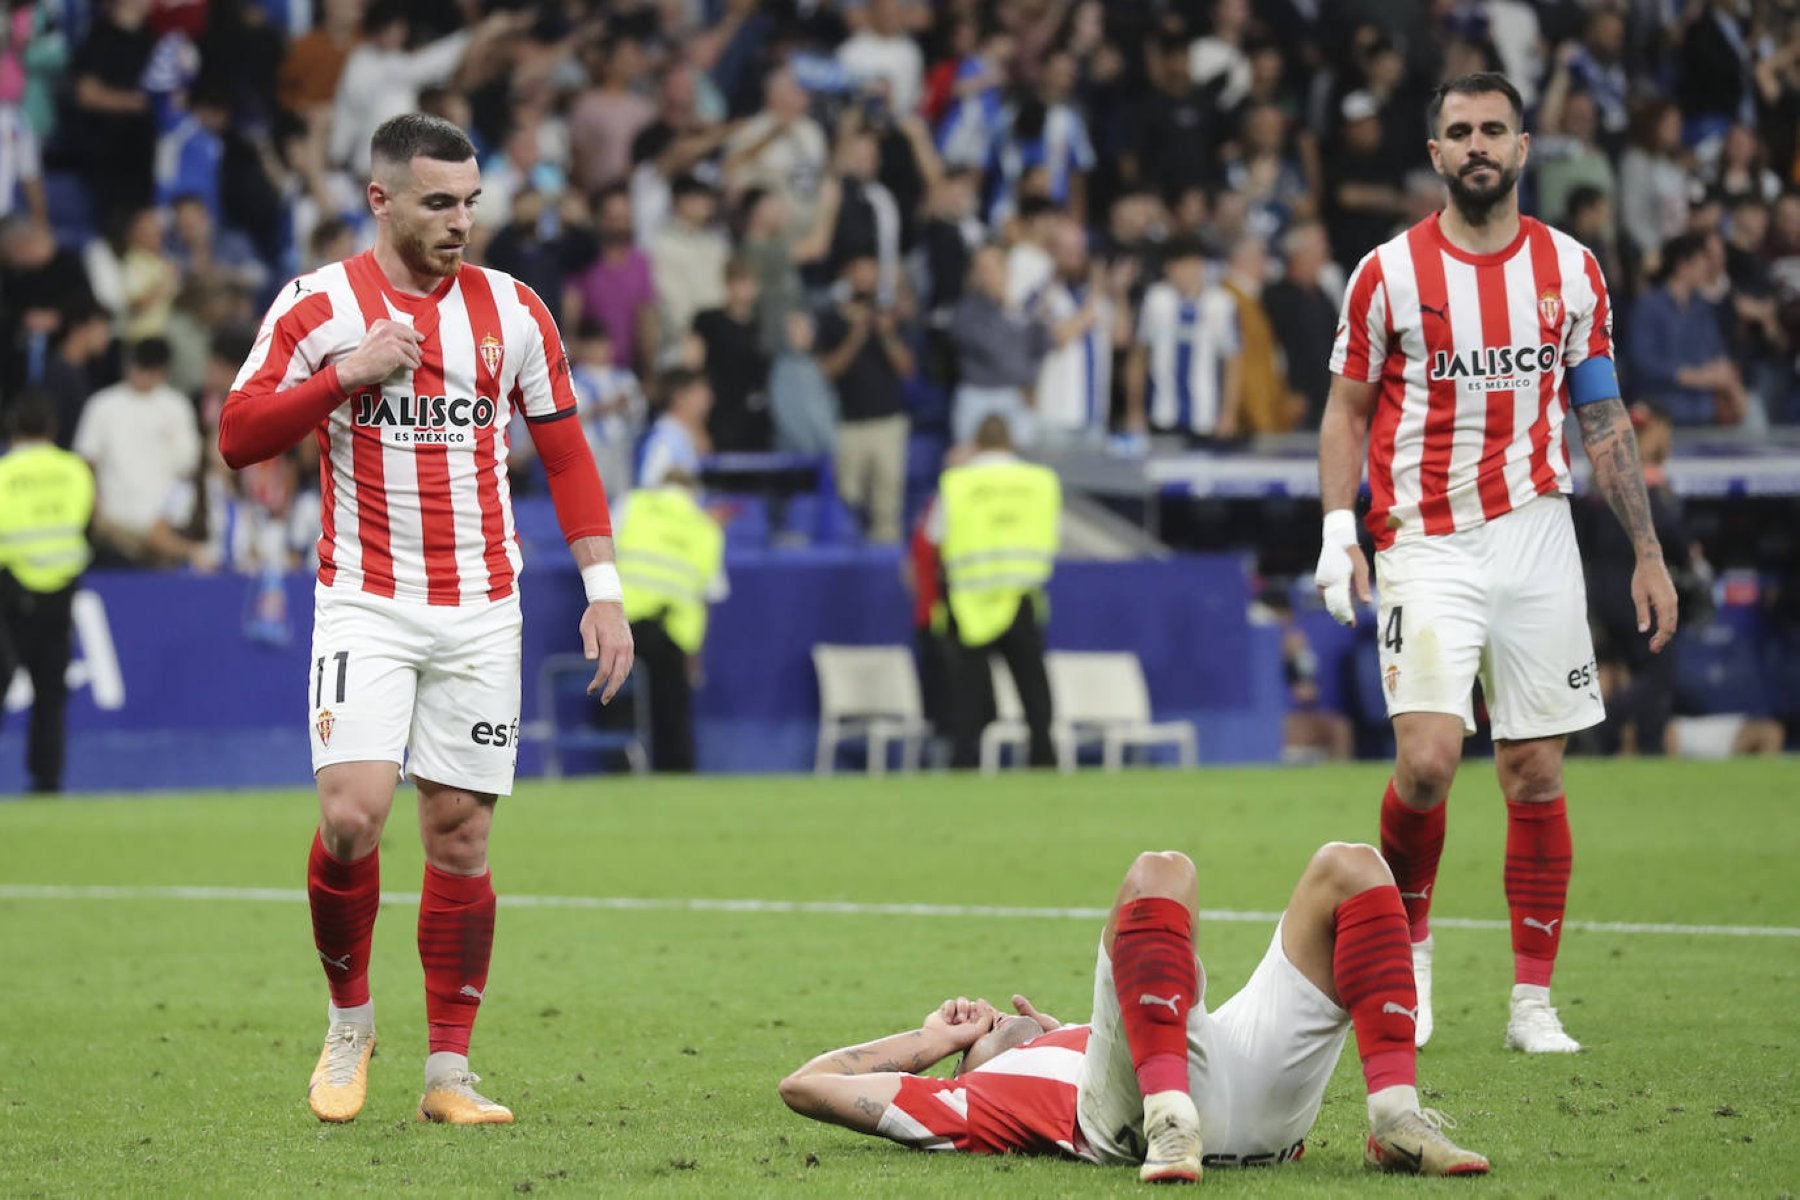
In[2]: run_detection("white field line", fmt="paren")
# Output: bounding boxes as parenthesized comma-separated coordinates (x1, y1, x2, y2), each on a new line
(1, 884, 1796, 939)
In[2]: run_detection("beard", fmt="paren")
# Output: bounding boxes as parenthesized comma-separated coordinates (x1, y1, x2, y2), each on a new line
(395, 221, 464, 279)
(1442, 157, 1521, 226)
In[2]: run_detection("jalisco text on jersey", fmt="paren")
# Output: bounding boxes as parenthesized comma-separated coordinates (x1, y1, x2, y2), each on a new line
(1428, 343, 1562, 381)
(353, 394, 499, 429)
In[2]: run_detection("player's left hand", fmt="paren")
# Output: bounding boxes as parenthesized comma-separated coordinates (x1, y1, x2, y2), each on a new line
(1011, 994, 1062, 1032)
(580, 600, 635, 701)
(1633, 554, 1680, 653)
(924, 996, 999, 1049)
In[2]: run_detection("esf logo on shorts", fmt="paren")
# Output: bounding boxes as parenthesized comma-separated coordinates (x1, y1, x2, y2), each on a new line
(1566, 659, 1598, 690)
(355, 394, 499, 446)
(470, 719, 520, 748)
(1429, 343, 1561, 392)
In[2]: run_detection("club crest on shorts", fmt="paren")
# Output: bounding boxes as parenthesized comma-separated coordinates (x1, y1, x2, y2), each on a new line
(479, 333, 504, 376)
(1384, 663, 1400, 696)
(316, 708, 335, 747)
(1538, 289, 1564, 330)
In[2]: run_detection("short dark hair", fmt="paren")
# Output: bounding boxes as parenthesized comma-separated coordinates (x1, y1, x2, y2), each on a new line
(130, 337, 173, 370)
(370, 113, 476, 174)
(1162, 233, 1207, 264)
(574, 319, 610, 341)
(655, 366, 707, 408)
(6, 390, 56, 440)
(670, 174, 714, 201)
(209, 327, 256, 367)
(1564, 185, 1609, 223)
(1660, 230, 1709, 278)
(1427, 72, 1525, 138)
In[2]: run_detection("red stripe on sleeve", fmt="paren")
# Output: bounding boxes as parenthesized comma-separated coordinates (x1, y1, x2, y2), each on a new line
(457, 266, 515, 601)
(1526, 226, 1565, 496)
(342, 254, 397, 598)
(1341, 255, 1384, 380)
(1407, 225, 1458, 536)
(315, 424, 339, 587)
(246, 292, 335, 393)
(1473, 255, 1516, 521)
(1582, 250, 1612, 362)
(514, 280, 579, 418)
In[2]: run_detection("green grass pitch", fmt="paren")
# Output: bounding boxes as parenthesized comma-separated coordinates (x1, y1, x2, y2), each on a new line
(3, 759, 1797, 1197)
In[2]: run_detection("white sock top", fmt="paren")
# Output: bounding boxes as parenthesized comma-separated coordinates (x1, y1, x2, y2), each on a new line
(328, 1001, 374, 1030)
(1368, 1084, 1420, 1128)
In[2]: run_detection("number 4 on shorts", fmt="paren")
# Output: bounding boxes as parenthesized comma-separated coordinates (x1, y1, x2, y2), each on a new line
(1383, 606, 1403, 654)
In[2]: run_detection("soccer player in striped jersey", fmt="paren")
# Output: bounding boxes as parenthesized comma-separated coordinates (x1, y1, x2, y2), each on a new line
(218, 114, 636, 1125)
(1315, 73, 1678, 1054)
(780, 845, 1489, 1182)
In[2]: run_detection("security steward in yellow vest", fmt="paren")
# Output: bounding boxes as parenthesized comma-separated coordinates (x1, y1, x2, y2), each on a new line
(0, 394, 95, 793)
(616, 470, 726, 772)
(934, 414, 1061, 769)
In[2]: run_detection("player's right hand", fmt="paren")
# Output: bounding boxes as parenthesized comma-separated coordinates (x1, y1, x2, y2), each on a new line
(925, 996, 999, 1048)
(1314, 508, 1371, 626)
(338, 319, 424, 390)
(1011, 994, 1062, 1032)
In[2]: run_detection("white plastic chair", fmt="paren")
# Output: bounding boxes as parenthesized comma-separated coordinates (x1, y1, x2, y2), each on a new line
(1047, 651, 1197, 771)
(812, 644, 932, 774)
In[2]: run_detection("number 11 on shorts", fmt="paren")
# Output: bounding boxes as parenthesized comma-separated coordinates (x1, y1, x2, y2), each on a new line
(315, 651, 349, 707)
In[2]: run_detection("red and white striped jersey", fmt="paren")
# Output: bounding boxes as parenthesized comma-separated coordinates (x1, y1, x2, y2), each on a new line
(878, 1024, 1096, 1159)
(233, 251, 579, 604)
(1329, 213, 1613, 550)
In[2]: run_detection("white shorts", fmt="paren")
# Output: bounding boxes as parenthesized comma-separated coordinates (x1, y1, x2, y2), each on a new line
(1374, 493, 1605, 741)
(1075, 923, 1349, 1167)
(308, 586, 524, 795)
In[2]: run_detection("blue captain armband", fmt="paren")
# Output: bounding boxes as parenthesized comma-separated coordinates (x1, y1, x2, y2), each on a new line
(1567, 356, 1621, 407)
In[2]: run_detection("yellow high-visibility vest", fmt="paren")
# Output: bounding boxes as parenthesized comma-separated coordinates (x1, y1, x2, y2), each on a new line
(616, 485, 724, 654)
(0, 442, 94, 593)
(939, 458, 1060, 646)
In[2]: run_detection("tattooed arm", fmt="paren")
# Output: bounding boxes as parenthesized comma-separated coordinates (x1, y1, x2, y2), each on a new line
(1575, 397, 1680, 652)
(777, 997, 998, 1134)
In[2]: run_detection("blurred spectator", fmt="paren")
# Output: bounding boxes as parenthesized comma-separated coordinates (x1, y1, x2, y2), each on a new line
(1127, 236, 1240, 439)
(568, 321, 647, 498)
(1324, 90, 1406, 272)
(1548, 7, 1629, 155)
(166, 195, 266, 294)
(1189, 0, 1253, 115)
(629, 64, 738, 246)
(1124, 33, 1220, 202)
(692, 256, 771, 453)
(913, 166, 983, 319)
(1260, 589, 1352, 763)
(1530, 89, 1616, 229)
(164, 277, 249, 397)
(1722, 195, 1791, 423)
(565, 184, 657, 372)
(476, 122, 551, 232)
(837, 0, 923, 117)
(68, 0, 158, 217)
(650, 174, 731, 354)
(193, 0, 284, 132)
(638, 366, 712, 490)
(1224, 102, 1313, 244)
(72, 336, 201, 567)
(38, 302, 113, 451)
(1563, 184, 1636, 310)
(825, 125, 902, 302)
(988, 49, 1095, 226)
(929, 21, 1012, 170)
(1004, 195, 1059, 309)
(4, 0, 64, 149)
(1263, 220, 1339, 428)
(1033, 220, 1123, 442)
(1619, 99, 1691, 262)
(306, 215, 358, 271)
(1627, 231, 1748, 428)
(87, 206, 179, 341)
(154, 83, 229, 217)
(1218, 235, 1299, 435)
(950, 242, 1049, 447)
(485, 188, 597, 329)
(0, 216, 96, 396)
(769, 310, 837, 456)
(0, 3, 46, 226)
(278, 0, 360, 120)
(817, 253, 912, 543)
(330, 4, 522, 173)
(724, 66, 830, 242)
(1706, 123, 1781, 206)
(739, 181, 840, 356)
(1677, 0, 1755, 145)
(569, 34, 656, 194)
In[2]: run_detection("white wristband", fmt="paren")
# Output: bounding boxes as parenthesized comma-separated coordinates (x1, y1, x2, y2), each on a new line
(1321, 508, 1359, 549)
(581, 562, 623, 604)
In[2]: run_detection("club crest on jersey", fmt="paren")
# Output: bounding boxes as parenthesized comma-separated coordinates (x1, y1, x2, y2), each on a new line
(1428, 342, 1561, 390)
(316, 708, 335, 746)
(479, 333, 504, 376)
(1384, 664, 1400, 696)
(1538, 289, 1564, 330)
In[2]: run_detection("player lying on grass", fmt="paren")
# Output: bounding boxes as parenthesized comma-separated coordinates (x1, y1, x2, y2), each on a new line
(779, 844, 1489, 1182)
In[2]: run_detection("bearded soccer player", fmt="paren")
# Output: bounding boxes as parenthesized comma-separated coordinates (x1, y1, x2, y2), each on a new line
(1315, 73, 1677, 1053)
(218, 114, 635, 1124)
(779, 845, 1489, 1182)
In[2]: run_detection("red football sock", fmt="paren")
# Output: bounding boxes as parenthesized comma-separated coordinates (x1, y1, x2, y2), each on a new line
(418, 864, 496, 1056)
(1379, 778, 1446, 943)
(1505, 796, 1571, 988)
(1111, 897, 1195, 1097)
(1333, 884, 1419, 1095)
(307, 830, 380, 1009)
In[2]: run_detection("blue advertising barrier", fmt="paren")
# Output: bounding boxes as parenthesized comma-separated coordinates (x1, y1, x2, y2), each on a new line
(1, 552, 1282, 792)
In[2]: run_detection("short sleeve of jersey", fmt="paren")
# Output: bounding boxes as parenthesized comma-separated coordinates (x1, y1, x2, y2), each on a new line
(1564, 247, 1614, 370)
(233, 277, 339, 395)
(880, 1076, 971, 1152)
(512, 281, 581, 423)
(1329, 250, 1389, 383)
(1136, 285, 1172, 348)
